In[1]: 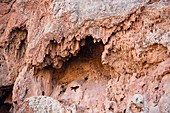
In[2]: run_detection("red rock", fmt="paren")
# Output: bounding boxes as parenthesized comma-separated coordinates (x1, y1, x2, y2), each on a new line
(0, 0, 170, 112)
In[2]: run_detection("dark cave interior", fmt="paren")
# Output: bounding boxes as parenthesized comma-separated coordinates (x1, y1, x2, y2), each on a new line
(0, 85, 13, 113)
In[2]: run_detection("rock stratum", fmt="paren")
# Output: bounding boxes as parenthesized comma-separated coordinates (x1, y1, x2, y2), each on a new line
(0, 0, 170, 113)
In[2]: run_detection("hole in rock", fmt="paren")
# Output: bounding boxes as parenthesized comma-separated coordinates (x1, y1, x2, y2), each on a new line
(108, 106, 114, 111)
(123, 109, 126, 113)
(59, 85, 66, 95)
(57, 36, 110, 84)
(155, 86, 159, 90)
(84, 77, 88, 81)
(0, 85, 13, 113)
(42, 91, 45, 96)
(71, 86, 79, 92)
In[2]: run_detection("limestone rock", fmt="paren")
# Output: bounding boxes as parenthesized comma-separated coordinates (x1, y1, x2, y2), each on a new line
(0, 0, 170, 112)
(15, 96, 63, 113)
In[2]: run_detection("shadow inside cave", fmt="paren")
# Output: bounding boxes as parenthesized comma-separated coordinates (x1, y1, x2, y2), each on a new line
(0, 85, 13, 113)
(55, 36, 110, 84)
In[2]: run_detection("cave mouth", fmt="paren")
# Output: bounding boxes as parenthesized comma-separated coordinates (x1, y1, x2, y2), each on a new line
(69, 36, 104, 62)
(0, 85, 13, 113)
(56, 36, 110, 84)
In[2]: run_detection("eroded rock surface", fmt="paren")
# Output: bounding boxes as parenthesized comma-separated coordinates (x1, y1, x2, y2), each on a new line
(0, 0, 170, 113)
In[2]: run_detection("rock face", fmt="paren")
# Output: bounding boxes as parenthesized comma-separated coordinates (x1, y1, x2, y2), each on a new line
(0, 0, 170, 112)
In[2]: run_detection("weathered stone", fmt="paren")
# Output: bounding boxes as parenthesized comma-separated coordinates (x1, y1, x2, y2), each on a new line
(15, 96, 63, 113)
(0, 0, 170, 112)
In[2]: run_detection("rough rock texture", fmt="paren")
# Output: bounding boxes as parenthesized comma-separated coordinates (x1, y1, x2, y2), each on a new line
(0, 0, 170, 113)
(15, 96, 63, 113)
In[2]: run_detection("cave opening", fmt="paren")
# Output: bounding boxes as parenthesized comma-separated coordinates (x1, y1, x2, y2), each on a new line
(67, 36, 104, 62)
(0, 85, 13, 113)
(56, 36, 110, 84)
